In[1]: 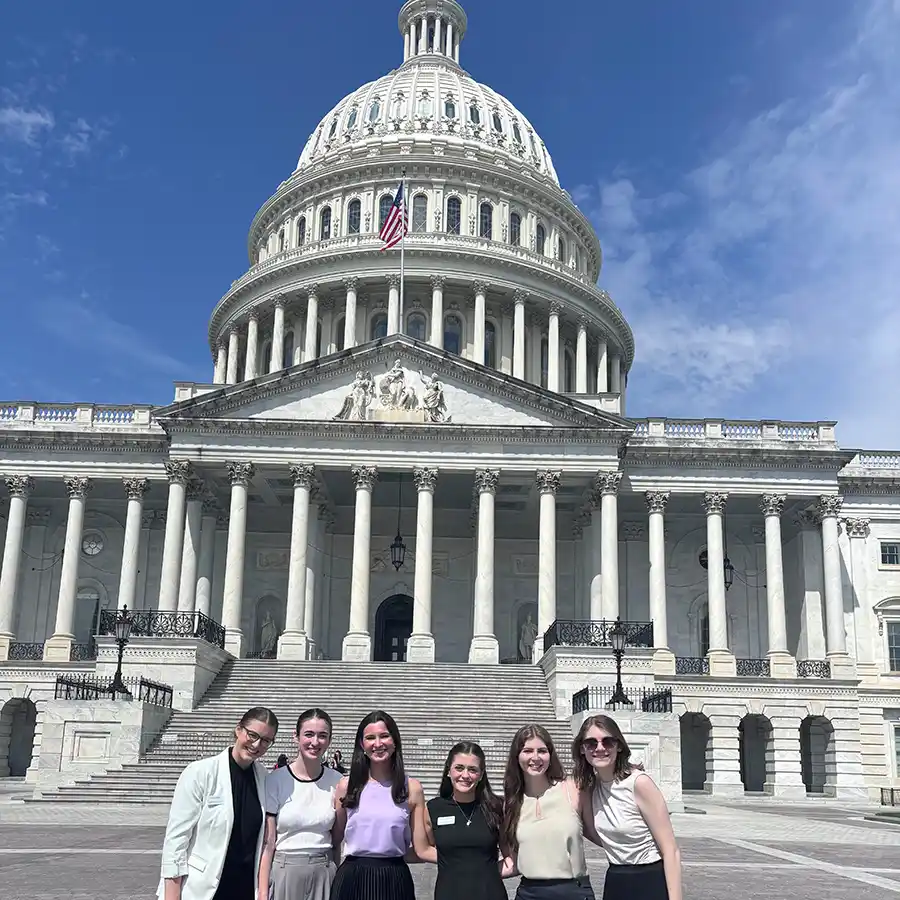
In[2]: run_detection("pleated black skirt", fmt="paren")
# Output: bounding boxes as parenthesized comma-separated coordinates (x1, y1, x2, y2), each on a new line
(602, 860, 668, 900)
(330, 856, 415, 900)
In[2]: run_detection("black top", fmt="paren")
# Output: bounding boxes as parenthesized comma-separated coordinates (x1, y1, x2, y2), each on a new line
(427, 796, 506, 900)
(215, 752, 262, 900)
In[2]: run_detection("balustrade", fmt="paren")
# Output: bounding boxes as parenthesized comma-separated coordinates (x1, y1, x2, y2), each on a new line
(543, 619, 654, 651)
(572, 685, 673, 715)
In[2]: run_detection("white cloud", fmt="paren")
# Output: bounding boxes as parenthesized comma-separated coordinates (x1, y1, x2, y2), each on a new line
(581, 0, 900, 447)
(60, 117, 105, 158)
(0, 106, 54, 145)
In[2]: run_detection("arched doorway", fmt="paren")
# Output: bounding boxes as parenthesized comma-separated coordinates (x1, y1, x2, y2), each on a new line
(0, 698, 37, 777)
(800, 715, 833, 794)
(375, 595, 413, 662)
(679, 712, 711, 791)
(739, 714, 772, 792)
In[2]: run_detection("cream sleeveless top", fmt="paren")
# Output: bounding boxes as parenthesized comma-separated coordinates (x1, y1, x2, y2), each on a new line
(516, 780, 587, 879)
(592, 770, 661, 866)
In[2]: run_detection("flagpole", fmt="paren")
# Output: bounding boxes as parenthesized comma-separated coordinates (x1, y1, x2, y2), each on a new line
(399, 170, 406, 331)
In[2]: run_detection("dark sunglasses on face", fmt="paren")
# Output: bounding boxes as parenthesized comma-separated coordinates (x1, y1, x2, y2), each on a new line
(241, 726, 275, 748)
(583, 736, 618, 752)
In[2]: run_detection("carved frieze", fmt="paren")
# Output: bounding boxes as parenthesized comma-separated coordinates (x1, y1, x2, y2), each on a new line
(334, 363, 451, 424)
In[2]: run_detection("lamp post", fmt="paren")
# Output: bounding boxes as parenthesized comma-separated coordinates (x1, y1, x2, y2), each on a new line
(390, 475, 407, 571)
(109, 604, 134, 699)
(608, 617, 632, 708)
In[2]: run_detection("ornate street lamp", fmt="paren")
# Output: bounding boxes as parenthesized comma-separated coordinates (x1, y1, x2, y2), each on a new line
(608, 617, 632, 708)
(699, 549, 735, 592)
(109, 604, 134, 699)
(390, 476, 406, 571)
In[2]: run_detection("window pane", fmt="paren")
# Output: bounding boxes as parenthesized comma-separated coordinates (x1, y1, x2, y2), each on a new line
(412, 195, 428, 233)
(335, 317, 346, 352)
(379, 195, 394, 228)
(447, 197, 461, 234)
(444, 315, 462, 355)
(346, 107, 358, 130)
(418, 94, 433, 118)
(536, 224, 546, 255)
(540, 338, 548, 389)
(445, 98, 456, 119)
(469, 102, 481, 125)
(479, 202, 492, 239)
(320, 207, 332, 240)
(407, 313, 426, 341)
(492, 111, 503, 133)
(367, 99, 381, 123)
(347, 200, 361, 235)
(484, 322, 496, 368)
(298, 218, 306, 245)
(328, 119, 338, 138)
(512, 122, 523, 144)
(371, 314, 387, 340)
(889, 622, 900, 671)
(882, 543, 900, 566)
(510, 213, 521, 246)
(283, 331, 294, 367)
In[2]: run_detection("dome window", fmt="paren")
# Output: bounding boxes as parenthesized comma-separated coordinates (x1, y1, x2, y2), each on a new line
(479, 202, 493, 240)
(484, 321, 497, 368)
(320, 206, 332, 241)
(444, 97, 457, 119)
(492, 111, 503, 133)
(468, 102, 481, 126)
(379, 194, 394, 229)
(418, 93, 433, 118)
(540, 337, 549, 389)
(283, 331, 294, 367)
(444, 315, 462, 355)
(558, 236, 567, 263)
(346, 106, 359, 130)
(278, 229, 285, 252)
(370, 313, 388, 341)
(412, 194, 428, 233)
(335, 317, 346, 352)
(446, 196, 462, 235)
(407, 312, 427, 341)
(391, 94, 406, 120)
(367, 98, 382, 124)
(509, 212, 521, 247)
(536, 223, 546, 255)
(297, 217, 307, 246)
(512, 122, 523, 144)
(347, 199, 361, 235)
(564, 349, 575, 392)
(328, 118, 338, 139)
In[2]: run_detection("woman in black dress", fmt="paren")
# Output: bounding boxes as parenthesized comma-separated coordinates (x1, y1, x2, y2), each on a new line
(420, 741, 510, 900)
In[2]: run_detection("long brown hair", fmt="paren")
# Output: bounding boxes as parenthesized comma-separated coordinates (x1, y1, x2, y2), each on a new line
(571, 714, 636, 791)
(342, 710, 408, 809)
(439, 741, 502, 832)
(501, 724, 566, 854)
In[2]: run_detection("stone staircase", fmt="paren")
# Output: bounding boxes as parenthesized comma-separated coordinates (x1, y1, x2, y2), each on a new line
(36, 660, 574, 803)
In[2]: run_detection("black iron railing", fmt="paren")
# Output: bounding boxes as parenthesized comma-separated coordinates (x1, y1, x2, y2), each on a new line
(736, 657, 771, 677)
(500, 657, 532, 665)
(675, 656, 710, 675)
(99, 609, 226, 649)
(797, 659, 831, 678)
(572, 685, 673, 715)
(882, 788, 900, 807)
(7, 642, 45, 661)
(54, 673, 174, 708)
(70, 639, 97, 661)
(543, 619, 654, 651)
(246, 649, 277, 660)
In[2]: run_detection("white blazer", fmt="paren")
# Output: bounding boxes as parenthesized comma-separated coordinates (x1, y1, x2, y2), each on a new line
(158, 749, 268, 900)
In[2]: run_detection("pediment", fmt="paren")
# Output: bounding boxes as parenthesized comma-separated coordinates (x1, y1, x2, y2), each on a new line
(157, 336, 631, 434)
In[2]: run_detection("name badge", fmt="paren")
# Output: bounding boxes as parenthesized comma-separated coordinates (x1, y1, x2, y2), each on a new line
(436, 815, 456, 826)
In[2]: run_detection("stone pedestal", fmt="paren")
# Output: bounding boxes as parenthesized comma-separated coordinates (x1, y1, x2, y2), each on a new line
(827, 652, 856, 679)
(224, 630, 244, 659)
(707, 649, 737, 677)
(407, 634, 436, 663)
(767, 650, 797, 679)
(42, 635, 73, 663)
(468, 634, 499, 664)
(342, 632, 372, 661)
(651, 648, 676, 677)
(277, 632, 310, 661)
(0, 635, 11, 662)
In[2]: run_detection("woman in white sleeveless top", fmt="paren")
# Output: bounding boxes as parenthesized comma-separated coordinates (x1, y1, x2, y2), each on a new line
(572, 715, 681, 900)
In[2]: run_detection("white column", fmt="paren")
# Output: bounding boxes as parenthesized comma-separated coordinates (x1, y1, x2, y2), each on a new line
(473, 281, 487, 364)
(222, 461, 255, 657)
(469, 469, 500, 663)
(343, 277, 358, 350)
(597, 340, 608, 392)
(534, 469, 561, 661)
(404, 24, 411, 60)
(343, 465, 377, 660)
(513, 290, 526, 380)
(44, 476, 93, 661)
(446, 20, 454, 58)
(548, 302, 561, 391)
(226, 329, 240, 384)
(645, 491, 670, 645)
(0, 476, 32, 660)
(213, 343, 227, 384)
(454, 34, 460, 63)
(195, 500, 217, 619)
(596, 471, 621, 620)
(761, 493, 795, 676)
(846, 517, 875, 672)
(157, 460, 192, 613)
(429, 275, 445, 347)
(387, 275, 401, 334)
(576, 318, 588, 393)
(818, 495, 850, 670)
(304, 285, 319, 361)
(177, 482, 204, 614)
(610, 353, 622, 392)
(117, 478, 149, 615)
(409, 467, 438, 662)
(419, 13, 428, 53)
(279, 464, 315, 659)
(703, 491, 736, 675)
(434, 16, 442, 54)
(271, 296, 286, 372)
(589, 503, 603, 620)
(244, 313, 259, 381)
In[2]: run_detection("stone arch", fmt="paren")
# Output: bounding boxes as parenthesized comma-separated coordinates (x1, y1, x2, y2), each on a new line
(679, 712, 710, 791)
(739, 713, 773, 792)
(252, 594, 285, 658)
(0, 697, 37, 777)
(800, 715, 834, 794)
(374, 594, 413, 662)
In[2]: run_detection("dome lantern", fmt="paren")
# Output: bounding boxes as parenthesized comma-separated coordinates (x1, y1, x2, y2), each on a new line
(399, 0, 467, 65)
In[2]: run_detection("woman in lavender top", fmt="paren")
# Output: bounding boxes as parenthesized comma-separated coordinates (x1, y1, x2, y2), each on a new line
(330, 711, 427, 900)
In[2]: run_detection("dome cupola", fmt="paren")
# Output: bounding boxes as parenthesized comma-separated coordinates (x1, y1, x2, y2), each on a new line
(398, 0, 468, 65)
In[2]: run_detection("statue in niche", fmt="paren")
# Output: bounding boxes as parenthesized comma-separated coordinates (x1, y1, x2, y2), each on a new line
(420, 372, 451, 423)
(379, 359, 418, 410)
(519, 613, 538, 661)
(260, 612, 279, 658)
(334, 371, 376, 421)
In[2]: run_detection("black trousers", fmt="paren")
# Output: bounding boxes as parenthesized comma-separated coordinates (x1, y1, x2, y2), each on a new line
(602, 860, 668, 900)
(516, 875, 595, 900)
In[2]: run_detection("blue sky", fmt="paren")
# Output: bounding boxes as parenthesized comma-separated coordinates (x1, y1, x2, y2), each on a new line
(1, 0, 898, 448)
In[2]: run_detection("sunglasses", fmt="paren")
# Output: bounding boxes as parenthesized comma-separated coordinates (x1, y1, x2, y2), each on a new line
(582, 736, 618, 752)
(241, 726, 275, 748)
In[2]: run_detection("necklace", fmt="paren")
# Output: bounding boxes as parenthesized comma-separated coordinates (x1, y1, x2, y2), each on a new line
(453, 798, 477, 827)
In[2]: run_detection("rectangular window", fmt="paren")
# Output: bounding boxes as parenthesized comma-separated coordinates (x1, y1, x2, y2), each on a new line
(882, 542, 900, 567)
(888, 622, 900, 672)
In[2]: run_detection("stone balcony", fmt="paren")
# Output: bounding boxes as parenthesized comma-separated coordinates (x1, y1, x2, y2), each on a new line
(0, 403, 157, 431)
(630, 418, 837, 446)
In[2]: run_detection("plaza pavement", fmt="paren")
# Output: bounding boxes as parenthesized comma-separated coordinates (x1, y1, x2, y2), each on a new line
(1, 796, 899, 899)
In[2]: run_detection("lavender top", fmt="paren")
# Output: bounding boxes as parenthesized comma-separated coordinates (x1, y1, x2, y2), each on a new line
(344, 779, 411, 858)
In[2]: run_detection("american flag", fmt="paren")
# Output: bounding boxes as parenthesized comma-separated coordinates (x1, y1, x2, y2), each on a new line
(379, 182, 408, 251)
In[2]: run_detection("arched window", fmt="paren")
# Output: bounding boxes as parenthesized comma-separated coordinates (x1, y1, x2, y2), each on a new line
(479, 202, 493, 239)
(512, 121, 523, 144)
(367, 98, 382, 123)
(278, 230, 285, 252)
(346, 106, 359, 130)
(391, 93, 406, 120)
(564, 349, 575, 392)
(328, 118, 338, 139)
(558, 236, 567, 263)
(484, 321, 497, 368)
(444, 97, 457, 119)
(492, 110, 503, 133)
(536, 223, 546, 255)
(509, 212, 521, 246)
(407, 312, 427, 341)
(347, 199, 361, 235)
(469, 102, 481, 126)
(412, 194, 428, 233)
(446, 196, 462, 234)
(297, 217, 307, 246)
(379, 194, 394, 229)
(370, 313, 388, 341)
(418, 93, 433, 118)
(335, 317, 346, 352)
(320, 206, 332, 241)
(283, 330, 295, 368)
(444, 315, 462, 355)
(540, 337, 549, 389)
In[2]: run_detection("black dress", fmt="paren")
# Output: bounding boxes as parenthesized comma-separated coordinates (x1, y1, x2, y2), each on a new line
(427, 797, 507, 900)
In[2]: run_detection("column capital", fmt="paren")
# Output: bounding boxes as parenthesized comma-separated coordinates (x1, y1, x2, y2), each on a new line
(215, 339, 226, 352)
(289, 463, 316, 489)
(645, 490, 670, 513)
(165, 460, 193, 485)
(414, 467, 439, 493)
(386, 274, 401, 288)
(272, 293, 287, 309)
(225, 461, 256, 487)
(578, 315, 589, 331)
(343, 276, 359, 292)
(702, 491, 728, 515)
(186, 480, 206, 502)
(351, 465, 378, 491)
(549, 301, 563, 317)
(305, 283, 319, 298)
(430, 274, 446, 289)
(247, 311, 260, 323)
(843, 517, 870, 539)
(472, 280, 489, 296)
(64, 475, 93, 499)
(473, 469, 499, 495)
(536, 469, 561, 495)
(759, 493, 787, 517)
(228, 324, 240, 338)
(123, 477, 150, 500)
(513, 289, 528, 306)
(817, 494, 844, 518)
(595, 471, 623, 496)
(5, 475, 34, 498)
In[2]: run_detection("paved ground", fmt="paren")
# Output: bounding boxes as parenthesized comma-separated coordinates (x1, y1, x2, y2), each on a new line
(1, 798, 900, 899)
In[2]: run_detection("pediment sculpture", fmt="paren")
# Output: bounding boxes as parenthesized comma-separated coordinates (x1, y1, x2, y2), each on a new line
(334, 361, 451, 423)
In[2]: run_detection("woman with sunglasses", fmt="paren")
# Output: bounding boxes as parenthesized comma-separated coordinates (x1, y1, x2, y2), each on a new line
(159, 706, 279, 900)
(573, 715, 682, 900)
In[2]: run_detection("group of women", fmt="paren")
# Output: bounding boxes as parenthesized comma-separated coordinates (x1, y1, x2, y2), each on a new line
(159, 707, 681, 900)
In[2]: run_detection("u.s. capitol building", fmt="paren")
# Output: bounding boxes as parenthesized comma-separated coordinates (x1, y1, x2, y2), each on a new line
(0, 0, 899, 805)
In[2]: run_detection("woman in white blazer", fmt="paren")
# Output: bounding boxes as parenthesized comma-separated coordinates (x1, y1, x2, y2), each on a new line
(159, 707, 280, 900)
